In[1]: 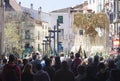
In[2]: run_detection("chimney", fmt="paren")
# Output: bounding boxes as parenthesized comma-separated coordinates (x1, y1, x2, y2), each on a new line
(30, 3, 33, 9)
(38, 6, 42, 14)
(19, 2, 21, 6)
(38, 7, 42, 19)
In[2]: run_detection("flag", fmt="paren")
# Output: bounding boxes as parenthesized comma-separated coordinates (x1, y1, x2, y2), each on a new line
(84, 50, 87, 58)
(78, 45, 82, 58)
(78, 45, 82, 54)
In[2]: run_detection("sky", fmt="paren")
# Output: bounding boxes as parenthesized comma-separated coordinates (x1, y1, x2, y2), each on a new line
(16, 0, 84, 12)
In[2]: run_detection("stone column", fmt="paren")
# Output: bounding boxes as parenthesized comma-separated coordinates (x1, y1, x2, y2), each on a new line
(0, 0, 4, 58)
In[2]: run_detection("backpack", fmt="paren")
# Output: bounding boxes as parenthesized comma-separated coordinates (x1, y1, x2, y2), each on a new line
(5, 64, 18, 81)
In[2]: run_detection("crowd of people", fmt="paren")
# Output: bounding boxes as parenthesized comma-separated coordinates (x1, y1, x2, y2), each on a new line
(0, 52, 120, 81)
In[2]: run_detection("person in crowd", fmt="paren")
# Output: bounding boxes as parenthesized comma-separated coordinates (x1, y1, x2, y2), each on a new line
(30, 53, 41, 73)
(40, 55, 48, 69)
(87, 57, 93, 65)
(96, 62, 108, 81)
(0, 59, 7, 71)
(44, 58, 55, 81)
(71, 53, 82, 76)
(116, 55, 120, 70)
(90, 54, 100, 76)
(34, 63, 50, 81)
(2, 59, 7, 65)
(106, 69, 120, 81)
(75, 65, 85, 81)
(52, 56, 61, 71)
(105, 59, 116, 77)
(69, 52, 74, 60)
(54, 61, 75, 81)
(21, 59, 28, 72)
(80, 65, 98, 81)
(17, 59, 23, 71)
(21, 64, 34, 81)
(99, 56, 104, 62)
(60, 53, 66, 62)
(2, 54, 21, 81)
(107, 59, 116, 70)
(50, 55, 55, 66)
(66, 52, 74, 70)
(0, 59, 7, 81)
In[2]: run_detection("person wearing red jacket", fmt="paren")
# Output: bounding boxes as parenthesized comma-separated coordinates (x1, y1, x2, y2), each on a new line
(2, 54, 21, 81)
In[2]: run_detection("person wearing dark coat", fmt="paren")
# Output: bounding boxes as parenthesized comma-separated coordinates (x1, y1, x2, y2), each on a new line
(106, 69, 120, 81)
(52, 56, 61, 72)
(80, 65, 98, 81)
(96, 62, 108, 81)
(44, 58, 55, 81)
(34, 63, 50, 81)
(2, 54, 21, 81)
(21, 64, 34, 81)
(54, 61, 75, 81)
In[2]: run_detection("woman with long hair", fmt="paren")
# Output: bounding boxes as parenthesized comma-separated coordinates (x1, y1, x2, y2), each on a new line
(21, 64, 34, 81)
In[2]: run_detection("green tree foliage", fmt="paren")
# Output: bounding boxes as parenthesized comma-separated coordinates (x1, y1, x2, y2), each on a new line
(5, 23, 19, 43)
(4, 22, 22, 56)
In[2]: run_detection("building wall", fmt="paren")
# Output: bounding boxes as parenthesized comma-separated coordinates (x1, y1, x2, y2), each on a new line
(34, 21, 49, 52)
(113, 0, 120, 49)
(21, 7, 50, 53)
(87, 0, 97, 12)
(49, 12, 74, 53)
(21, 20, 35, 49)
(87, 0, 105, 13)
(0, 0, 4, 56)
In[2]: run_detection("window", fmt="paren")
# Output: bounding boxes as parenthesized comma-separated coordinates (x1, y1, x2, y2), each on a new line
(98, 4, 102, 12)
(89, 0, 91, 4)
(118, 1, 120, 19)
(119, 26, 120, 32)
(38, 44, 40, 51)
(42, 25, 44, 29)
(118, 1, 120, 11)
(45, 32, 48, 36)
(25, 30, 30, 39)
(118, 12, 120, 19)
(59, 29, 64, 36)
(114, 1, 116, 19)
(25, 43, 30, 48)
(45, 25, 47, 29)
(38, 31, 40, 40)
